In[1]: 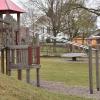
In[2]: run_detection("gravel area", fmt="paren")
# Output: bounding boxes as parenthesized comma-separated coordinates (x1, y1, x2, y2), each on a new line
(32, 80, 100, 100)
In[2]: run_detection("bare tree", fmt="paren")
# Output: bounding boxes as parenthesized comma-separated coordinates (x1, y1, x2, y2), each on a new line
(20, 0, 99, 45)
(32, 0, 78, 43)
(32, 0, 98, 37)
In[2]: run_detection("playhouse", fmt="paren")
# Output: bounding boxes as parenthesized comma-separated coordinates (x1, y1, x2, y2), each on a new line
(0, 0, 41, 86)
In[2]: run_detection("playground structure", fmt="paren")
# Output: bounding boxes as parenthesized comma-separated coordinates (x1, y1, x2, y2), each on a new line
(41, 41, 100, 94)
(0, 0, 100, 95)
(64, 41, 100, 94)
(0, 0, 41, 86)
(88, 45, 100, 94)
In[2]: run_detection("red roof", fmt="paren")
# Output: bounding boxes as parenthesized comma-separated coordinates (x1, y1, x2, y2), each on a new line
(0, 0, 25, 14)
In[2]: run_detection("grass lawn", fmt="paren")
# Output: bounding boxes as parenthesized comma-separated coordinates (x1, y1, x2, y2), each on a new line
(11, 57, 96, 87)
(5, 57, 96, 100)
(40, 57, 96, 87)
(0, 73, 92, 100)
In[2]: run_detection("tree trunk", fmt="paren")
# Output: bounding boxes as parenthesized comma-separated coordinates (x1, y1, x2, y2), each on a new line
(53, 30, 57, 54)
(69, 31, 73, 52)
(82, 32, 85, 45)
(53, 39, 56, 53)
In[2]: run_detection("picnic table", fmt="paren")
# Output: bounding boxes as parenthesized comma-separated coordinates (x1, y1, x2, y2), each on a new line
(61, 53, 87, 61)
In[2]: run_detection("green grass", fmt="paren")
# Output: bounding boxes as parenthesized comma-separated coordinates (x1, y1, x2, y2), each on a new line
(40, 57, 96, 87)
(11, 57, 96, 87)
(0, 73, 92, 100)
(1, 57, 96, 100)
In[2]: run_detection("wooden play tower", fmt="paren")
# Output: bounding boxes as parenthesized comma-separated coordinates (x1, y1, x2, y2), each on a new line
(0, 0, 41, 86)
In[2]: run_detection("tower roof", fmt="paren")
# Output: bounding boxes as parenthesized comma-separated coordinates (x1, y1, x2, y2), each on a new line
(0, 0, 25, 14)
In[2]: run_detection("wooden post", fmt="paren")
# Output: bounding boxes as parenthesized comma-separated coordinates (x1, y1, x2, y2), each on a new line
(17, 13, 20, 44)
(36, 47, 40, 64)
(1, 49, 4, 74)
(36, 33, 39, 46)
(95, 45, 100, 91)
(0, 14, 3, 45)
(12, 49, 15, 64)
(36, 68, 40, 87)
(26, 69, 30, 83)
(36, 34, 40, 64)
(17, 49, 22, 80)
(18, 69, 22, 80)
(17, 13, 22, 80)
(8, 68, 11, 76)
(28, 46, 33, 65)
(36, 34, 40, 87)
(16, 48, 22, 80)
(0, 14, 4, 74)
(6, 47, 11, 76)
(6, 47, 8, 75)
(88, 46, 93, 94)
(15, 31, 18, 45)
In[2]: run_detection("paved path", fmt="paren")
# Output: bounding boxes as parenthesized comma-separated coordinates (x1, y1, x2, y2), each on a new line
(33, 80, 100, 100)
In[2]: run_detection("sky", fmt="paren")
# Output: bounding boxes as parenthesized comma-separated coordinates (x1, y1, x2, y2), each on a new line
(10, 0, 27, 19)
(85, 0, 100, 28)
(86, 0, 100, 8)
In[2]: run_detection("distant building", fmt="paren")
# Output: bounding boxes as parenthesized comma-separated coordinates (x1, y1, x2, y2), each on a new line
(73, 29, 100, 47)
(89, 29, 100, 44)
(33, 15, 52, 35)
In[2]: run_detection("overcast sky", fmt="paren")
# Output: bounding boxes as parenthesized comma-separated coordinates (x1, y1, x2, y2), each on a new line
(12, 0, 100, 12)
(86, 0, 99, 8)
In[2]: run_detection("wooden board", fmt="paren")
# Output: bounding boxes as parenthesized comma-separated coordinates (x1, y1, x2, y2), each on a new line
(61, 53, 87, 58)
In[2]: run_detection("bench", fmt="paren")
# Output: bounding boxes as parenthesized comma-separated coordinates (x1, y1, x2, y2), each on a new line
(61, 53, 87, 61)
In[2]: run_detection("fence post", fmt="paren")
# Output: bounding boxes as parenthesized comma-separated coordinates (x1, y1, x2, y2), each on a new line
(36, 68, 40, 87)
(27, 46, 32, 83)
(6, 47, 11, 76)
(36, 34, 40, 87)
(88, 46, 93, 94)
(18, 69, 22, 80)
(1, 49, 4, 74)
(6, 47, 8, 75)
(17, 49, 22, 80)
(28, 46, 33, 65)
(26, 69, 30, 83)
(95, 45, 100, 91)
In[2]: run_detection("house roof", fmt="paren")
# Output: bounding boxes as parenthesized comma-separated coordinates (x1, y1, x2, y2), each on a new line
(0, 0, 25, 14)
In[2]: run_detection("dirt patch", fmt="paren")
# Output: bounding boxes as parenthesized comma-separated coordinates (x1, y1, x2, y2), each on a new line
(32, 80, 100, 100)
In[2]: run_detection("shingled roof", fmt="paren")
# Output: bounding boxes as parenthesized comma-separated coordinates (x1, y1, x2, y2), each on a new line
(0, 0, 25, 14)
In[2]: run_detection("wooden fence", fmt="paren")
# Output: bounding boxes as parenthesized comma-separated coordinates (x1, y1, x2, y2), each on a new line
(40, 43, 69, 56)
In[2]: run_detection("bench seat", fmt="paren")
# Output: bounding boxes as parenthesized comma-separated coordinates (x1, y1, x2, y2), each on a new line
(61, 53, 87, 61)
